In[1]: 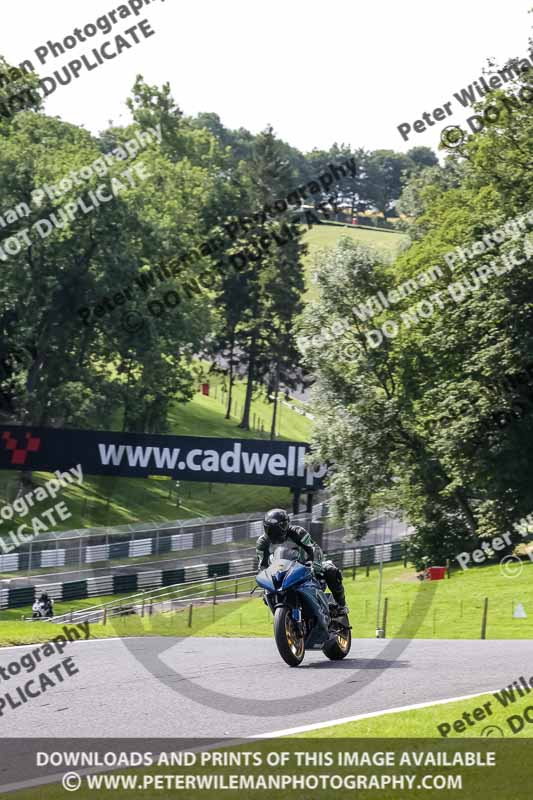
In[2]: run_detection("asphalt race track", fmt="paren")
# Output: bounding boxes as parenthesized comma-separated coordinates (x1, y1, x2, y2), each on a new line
(1, 636, 532, 738)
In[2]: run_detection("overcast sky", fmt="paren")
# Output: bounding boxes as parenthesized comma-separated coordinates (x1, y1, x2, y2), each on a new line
(2, 0, 531, 154)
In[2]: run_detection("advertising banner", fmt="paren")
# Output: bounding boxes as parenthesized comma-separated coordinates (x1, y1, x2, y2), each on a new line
(0, 427, 327, 489)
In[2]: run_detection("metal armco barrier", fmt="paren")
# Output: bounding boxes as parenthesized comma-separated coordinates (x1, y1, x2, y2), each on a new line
(0, 511, 409, 576)
(1, 540, 404, 610)
(0, 514, 312, 575)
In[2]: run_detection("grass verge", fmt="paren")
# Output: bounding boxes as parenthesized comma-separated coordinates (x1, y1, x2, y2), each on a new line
(2, 560, 533, 643)
(296, 688, 533, 738)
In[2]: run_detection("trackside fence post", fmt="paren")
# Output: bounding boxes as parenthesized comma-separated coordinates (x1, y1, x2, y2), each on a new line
(481, 597, 489, 639)
(382, 597, 389, 638)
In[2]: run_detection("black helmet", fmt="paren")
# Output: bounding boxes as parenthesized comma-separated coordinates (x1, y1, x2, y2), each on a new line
(263, 508, 290, 544)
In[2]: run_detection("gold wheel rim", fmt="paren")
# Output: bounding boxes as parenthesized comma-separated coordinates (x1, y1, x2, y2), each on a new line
(285, 612, 304, 658)
(336, 632, 350, 652)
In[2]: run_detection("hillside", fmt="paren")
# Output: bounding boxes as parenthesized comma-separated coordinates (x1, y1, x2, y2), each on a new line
(302, 223, 408, 298)
(0, 224, 403, 530)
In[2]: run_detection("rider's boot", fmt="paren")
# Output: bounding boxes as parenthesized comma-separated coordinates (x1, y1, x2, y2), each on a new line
(325, 564, 349, 614)
(330, 583, 349, 615)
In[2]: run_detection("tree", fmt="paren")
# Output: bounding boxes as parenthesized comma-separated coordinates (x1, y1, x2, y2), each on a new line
(220, 125, 306, 432)
(303, 144, 361, 219)
(406, 146, 439, 171)
(0, 70, 224, 437)
(300, 60, 533, 566)
(361, 150, 414, 215)
(396, 158, 464, 236)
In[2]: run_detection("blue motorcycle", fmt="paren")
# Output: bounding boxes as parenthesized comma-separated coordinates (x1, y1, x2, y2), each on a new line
(256, 545, 351, 666)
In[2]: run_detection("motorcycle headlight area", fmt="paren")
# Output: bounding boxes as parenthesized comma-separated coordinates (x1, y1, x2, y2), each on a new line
(273, 569, 287, 588)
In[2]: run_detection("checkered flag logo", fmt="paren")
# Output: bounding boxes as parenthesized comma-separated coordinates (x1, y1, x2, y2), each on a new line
(1, 431, 41, 465)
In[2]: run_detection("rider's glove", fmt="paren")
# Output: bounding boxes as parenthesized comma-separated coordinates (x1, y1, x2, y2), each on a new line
(304, 545, 315, 562)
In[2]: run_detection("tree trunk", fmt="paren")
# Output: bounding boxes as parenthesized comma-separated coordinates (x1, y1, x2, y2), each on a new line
(270, 363, 280, 440)
(453, 488, 477, 535)
(225, 328, 235, 420)
(239, 333, 256, 430)
(122, 358, 133, 432)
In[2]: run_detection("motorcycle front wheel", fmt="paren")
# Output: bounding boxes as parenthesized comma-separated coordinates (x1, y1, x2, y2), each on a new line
(274, 606, 305, 667)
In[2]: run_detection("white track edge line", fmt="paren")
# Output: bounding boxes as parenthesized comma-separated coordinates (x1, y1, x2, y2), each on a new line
(253, 689, 499, 738)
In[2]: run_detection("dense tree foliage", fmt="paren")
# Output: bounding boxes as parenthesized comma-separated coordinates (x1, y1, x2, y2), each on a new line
(0, 54, 436, 448)
(300, 61, 533, 567)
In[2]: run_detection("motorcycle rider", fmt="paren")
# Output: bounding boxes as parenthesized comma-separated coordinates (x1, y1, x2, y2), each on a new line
(256, 508, 348, 613)
(31, 599, 43, 619)
(39, 592, 54, 617)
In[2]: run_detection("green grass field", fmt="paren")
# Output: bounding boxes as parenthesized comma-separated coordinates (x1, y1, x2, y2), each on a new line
(304, 223, 408, 258)
(0, 466, 298, 532)
(178, 560, 533, 642)
(297, 688, 533, 738)
(302, 223, 408, 299)
(3, 560, 533, 646)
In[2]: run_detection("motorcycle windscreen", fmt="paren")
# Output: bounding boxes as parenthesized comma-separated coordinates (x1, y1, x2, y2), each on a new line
(270, 545, 300, 566)
(257, 545, 297, 590)
(269, 545, 300, 587)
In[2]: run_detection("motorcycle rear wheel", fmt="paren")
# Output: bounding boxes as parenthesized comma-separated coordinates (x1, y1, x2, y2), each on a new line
(323, 626, 351, 660)
(274, 607, 305, 667)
